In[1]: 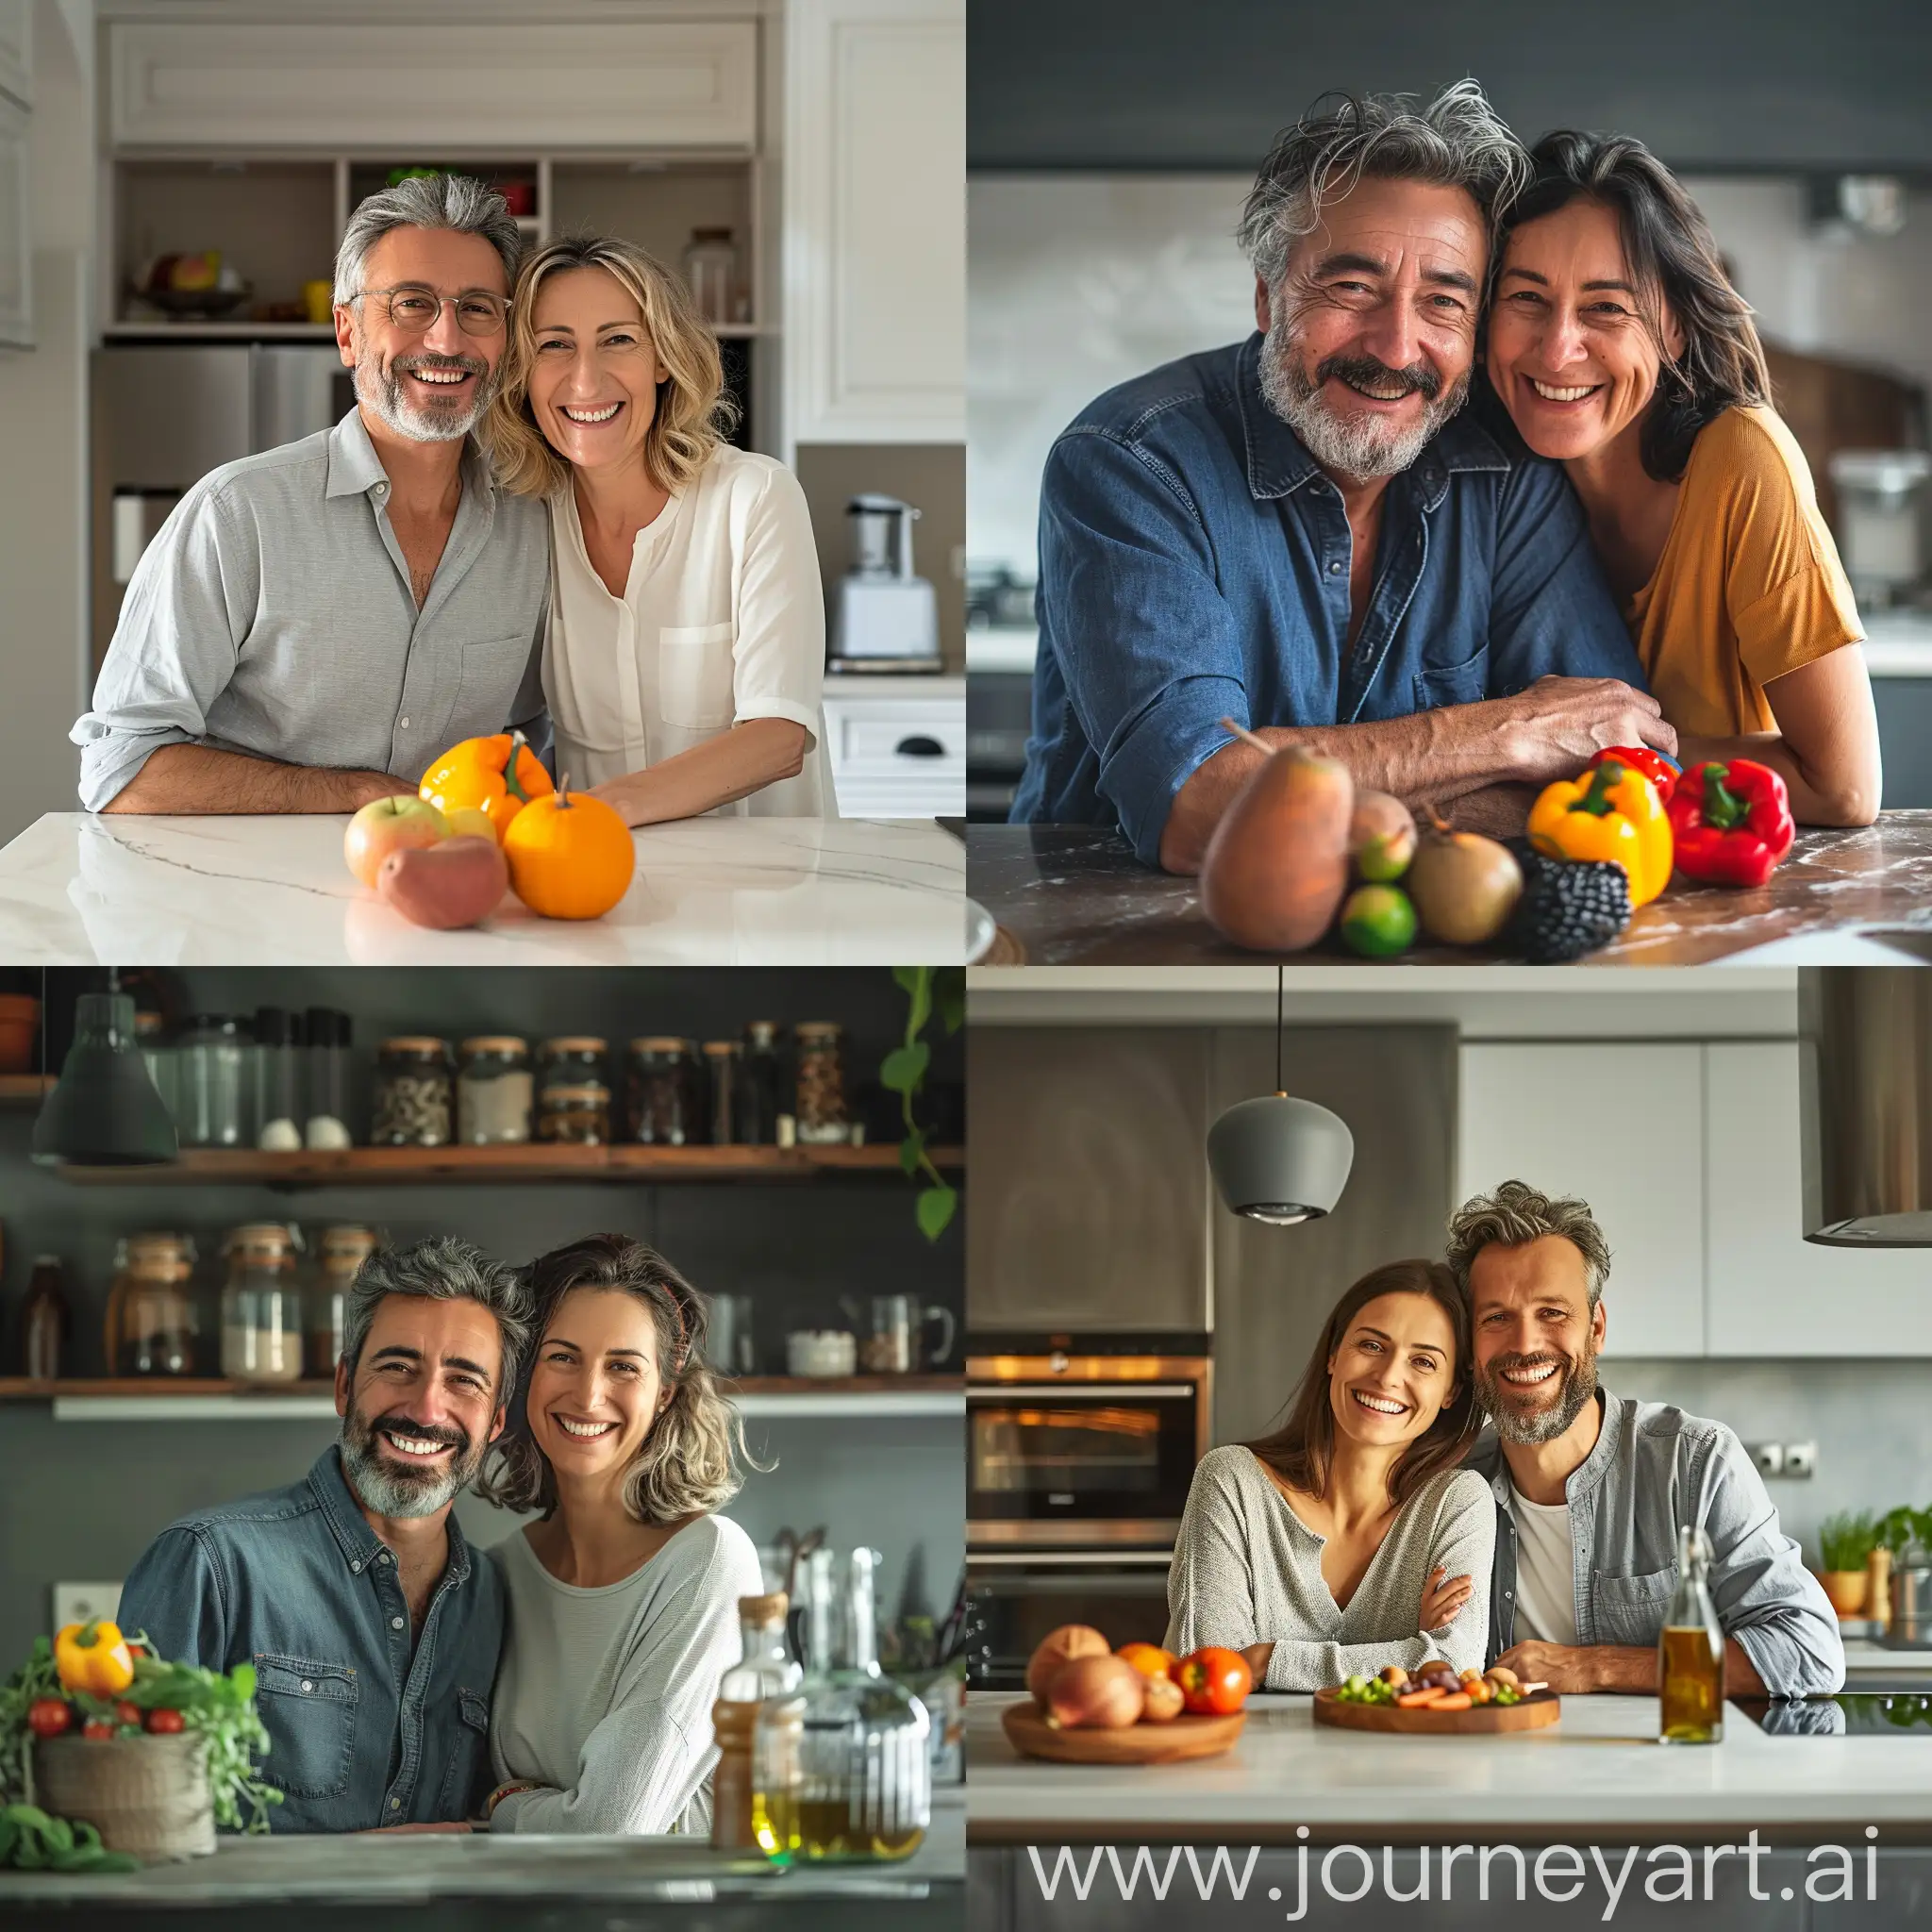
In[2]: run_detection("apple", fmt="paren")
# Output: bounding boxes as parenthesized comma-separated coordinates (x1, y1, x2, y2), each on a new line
(344, 795, 448, 890)
(442, 806, 498, 845)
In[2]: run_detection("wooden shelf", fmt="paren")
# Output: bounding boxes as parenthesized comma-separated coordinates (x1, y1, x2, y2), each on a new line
(51, 1144, 965, 1188)
(0, 1074, 52, 1104)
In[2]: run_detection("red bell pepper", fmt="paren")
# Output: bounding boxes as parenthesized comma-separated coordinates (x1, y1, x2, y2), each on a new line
(1667, 759, 1795, 888)
(1588, 744, 1680, 803)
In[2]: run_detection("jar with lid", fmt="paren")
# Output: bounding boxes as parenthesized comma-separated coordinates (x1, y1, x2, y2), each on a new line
(793, 1024, 850, 1144)
(703, 1041, 742, 1144)
(221, 1224, 305, 1385)
(682, 226, 740, 324)
(539, 1082, 611, 1145)
(178, 1015, 252, 1147)
(627, 1039, 700, 1145)
(739, 1022, 786, 1146)
(106, 1233, 199, 1377)
(253, 1007, 304, 1151)
(20, 1257, 70, 1381)
(458, 1037, 533, 1145)
(539, 1038, 608, 1100)
(304, 1008, 354, 1151)
(372, 1039, 454, 1146)
(309, 1224, 381, 1378)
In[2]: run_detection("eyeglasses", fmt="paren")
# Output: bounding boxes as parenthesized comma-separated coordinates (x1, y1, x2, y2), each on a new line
(354, 284, 510, 336)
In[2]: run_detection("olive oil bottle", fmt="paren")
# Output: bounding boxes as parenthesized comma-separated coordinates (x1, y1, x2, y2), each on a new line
(1658, 1525, 1724, 1744)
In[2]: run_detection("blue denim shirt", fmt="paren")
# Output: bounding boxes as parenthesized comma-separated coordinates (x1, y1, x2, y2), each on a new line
(116, 1447, 502, 1833)
(1011, 336, 1648, 863)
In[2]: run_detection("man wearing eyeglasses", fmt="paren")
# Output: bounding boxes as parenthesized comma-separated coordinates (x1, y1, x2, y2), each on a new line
(75, 175, 549, 814)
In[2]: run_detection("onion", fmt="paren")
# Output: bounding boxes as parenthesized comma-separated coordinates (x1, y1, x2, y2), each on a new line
(1046, 1655, 1145, 1730)
(1141, 1674, 1186, 1723)
(1025, 1624, 1111, 1706)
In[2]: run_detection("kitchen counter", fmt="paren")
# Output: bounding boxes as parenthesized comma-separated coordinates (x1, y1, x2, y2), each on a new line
(0, 813, 967, 965)
(966, 815, 1932, 967)
(0, 1792, 962, 1929)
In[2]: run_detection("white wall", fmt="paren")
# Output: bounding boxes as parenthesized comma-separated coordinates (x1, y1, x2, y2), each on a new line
(0, 0, 92, 844)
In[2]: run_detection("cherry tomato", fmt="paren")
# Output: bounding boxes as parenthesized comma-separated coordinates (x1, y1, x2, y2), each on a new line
(81, 1718, 117, 1740)
(146, 1708, 186, 1735)
(114, 1700, 143, 1728)
(26, 1698, 73, 1740)
(1175, 1645, 1253, 1716)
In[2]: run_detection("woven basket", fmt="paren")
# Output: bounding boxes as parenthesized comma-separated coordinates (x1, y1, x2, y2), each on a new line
(31, 1732, 217, 1861)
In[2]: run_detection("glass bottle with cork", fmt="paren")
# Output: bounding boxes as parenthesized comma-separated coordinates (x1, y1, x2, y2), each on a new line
(1657, 1524, 1724, 1744)
(713, 1591, 804, 1854)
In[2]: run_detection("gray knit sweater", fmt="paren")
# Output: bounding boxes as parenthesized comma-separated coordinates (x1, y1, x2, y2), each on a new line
(1165, 1445, 1496, 1690)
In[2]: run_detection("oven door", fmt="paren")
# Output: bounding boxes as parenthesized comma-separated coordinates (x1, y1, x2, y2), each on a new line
(965, 1552, 1175, 1690)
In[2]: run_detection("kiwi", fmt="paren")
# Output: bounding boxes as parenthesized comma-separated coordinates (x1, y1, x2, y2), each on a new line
(1407, 819, 1524, 947)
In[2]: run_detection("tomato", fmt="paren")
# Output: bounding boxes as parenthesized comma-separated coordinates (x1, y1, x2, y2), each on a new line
(81, 1718, 116, 1740)
(26, 1698, 73, 1740)
(114, 1701, 143, 1728)
(1176, 1645, 1253, 1716)
(1114, 1642, 1177, 1682)
(146, 1708, 186, 1735)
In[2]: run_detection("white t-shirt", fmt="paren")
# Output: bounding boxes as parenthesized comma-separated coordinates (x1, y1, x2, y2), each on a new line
(543, 444, 836, 817)
(1507, 1486, 1579, 1646)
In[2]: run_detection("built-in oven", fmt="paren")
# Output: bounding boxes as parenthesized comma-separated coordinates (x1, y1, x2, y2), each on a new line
(964, 1550, 1175, 1690)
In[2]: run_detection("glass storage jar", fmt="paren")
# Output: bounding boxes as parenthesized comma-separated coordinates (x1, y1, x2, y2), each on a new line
(458, 1037, 534, 1145)
(682, 226, 740, 324)
(372, 1038, 455, 1146)
(106, 1233, 199, 1377)
(309, 1224, 381, 1378)
(539, 1037, 608, 1102)
(739, 1021, 786, 1145)
(538, 1082, 611, 1145)
(177, 1015, 252, 1147)
(704, 1041, 742, 1144)
(627, 1038, 700, 1145)
(793, 1024, 850, 1144)
(221, 1224, 306, 1385)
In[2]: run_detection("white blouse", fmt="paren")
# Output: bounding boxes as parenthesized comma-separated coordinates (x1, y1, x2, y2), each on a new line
(542, 445, 836, 817)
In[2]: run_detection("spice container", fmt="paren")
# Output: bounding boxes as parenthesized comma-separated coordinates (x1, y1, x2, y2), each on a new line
(627, 1038, 700, 1145)
(539, 1037, 608, 1100)
(253, 1008, 304, 1151)
(221, 1224, 305, 1385)
(310, 1224, 381, 1377)
(538, 1083, 611, 1145)
(372, 1038, 454, 1146)
(107, 1233, 199, 1378)
(305, 1008, 354, 1151)
(704, 1041, 742, 1143)
(177, 1015, 251, 1147)
(458, 1037, 534, 1144)
(740, 1022, 786, 1145)
(793, 1024, 850, 1144)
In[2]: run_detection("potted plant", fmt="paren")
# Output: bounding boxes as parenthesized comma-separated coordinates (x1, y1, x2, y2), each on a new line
(1816, 1513, 1880, 1616)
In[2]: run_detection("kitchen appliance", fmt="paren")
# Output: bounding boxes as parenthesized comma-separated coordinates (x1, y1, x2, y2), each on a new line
(1828, 449, 1931, 609)
(1743, 1693, 1932, 1737)
(828, 495, 941, 674)
(1887, 1543, 1932, 1648)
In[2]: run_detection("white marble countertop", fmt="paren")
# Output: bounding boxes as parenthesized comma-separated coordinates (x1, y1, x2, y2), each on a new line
(0, 814, 966, 965)
(965, 1692, 1932, 1838)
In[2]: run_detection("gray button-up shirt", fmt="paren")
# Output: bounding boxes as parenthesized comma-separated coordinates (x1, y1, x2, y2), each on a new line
(1467, 1388, 1844, 1697)
(74, 410, 548, 810)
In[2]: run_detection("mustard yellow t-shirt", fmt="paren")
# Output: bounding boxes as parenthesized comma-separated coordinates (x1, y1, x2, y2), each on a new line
(1624, 405, 1862, 738)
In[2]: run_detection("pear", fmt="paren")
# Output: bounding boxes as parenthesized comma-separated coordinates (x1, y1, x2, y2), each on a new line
(1201, 742, 1355, 952)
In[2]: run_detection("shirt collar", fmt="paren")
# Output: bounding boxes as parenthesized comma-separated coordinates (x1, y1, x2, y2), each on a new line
(306, 1443, 475, 1588)
(1474, 1388, 1620, 1507)
(1233, 330, 1512, 511)
(324, 407, 492, 509)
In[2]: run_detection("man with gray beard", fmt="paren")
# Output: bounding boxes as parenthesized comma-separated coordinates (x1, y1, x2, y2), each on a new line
(75, 175, 548, 813)
(1449, 1180, 1842, 1699)
(117, 1239, 529, 1830)
(1012, 81, 1675, 871)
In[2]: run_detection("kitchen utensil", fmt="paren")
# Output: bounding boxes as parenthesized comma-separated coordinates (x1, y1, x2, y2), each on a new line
(1001, 1703, 1245, 1765)
(1311, 1687, 1561, 1735)
(1886, 1543, 1932, 1647)
(708, 1293, 757, 1376)
(302, 279, 334, 325)
(828, 495, 941, 672)
(861, 1294, 957, 1374)
(788, 1330, 857, 1377)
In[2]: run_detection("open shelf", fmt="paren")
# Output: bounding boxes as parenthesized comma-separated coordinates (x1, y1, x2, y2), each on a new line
(0, 1074, 53, 1104)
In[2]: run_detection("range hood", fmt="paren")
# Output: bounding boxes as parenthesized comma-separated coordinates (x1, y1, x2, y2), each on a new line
(1801, 968, 1932, 1245)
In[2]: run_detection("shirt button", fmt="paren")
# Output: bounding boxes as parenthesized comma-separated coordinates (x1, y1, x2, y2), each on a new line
(301, 1680, 314, 1693)
(1328, 560, 1343, 575)
(398, 719, 409, 731)
(1505, 1591, 1514, 1600)
(391, 1616, 406, 1630)
(390, 1797, 402, 1811)
(351, 1561, 362, 1574)
(380, 1552, 392, 1565)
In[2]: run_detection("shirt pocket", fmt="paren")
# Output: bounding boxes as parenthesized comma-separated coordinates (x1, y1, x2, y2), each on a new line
(657, 621, 737, 732)
(441, 633, 541, 749)
(1412, 644, 1490, 711)
(1591, 1565, 1678, 1646)
(437, 1686, 492, 1821)
(252, 1655, 358, 1799)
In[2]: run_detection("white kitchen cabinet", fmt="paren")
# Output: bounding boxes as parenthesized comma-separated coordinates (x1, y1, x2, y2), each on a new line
(823, 676, 964, 817)
(0, 0, 29, 108)
(109, 23, 757, 151)
(1457, 1043, 1706, 1357)
(0, 92, 27, 351)
(1705, 1041, 1932, 1357)
(782, 0, 964, 445)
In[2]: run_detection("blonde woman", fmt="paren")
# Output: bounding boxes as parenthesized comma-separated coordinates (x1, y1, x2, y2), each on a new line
(477, 1234, 764, 1835)
(488, 234, 833, 821)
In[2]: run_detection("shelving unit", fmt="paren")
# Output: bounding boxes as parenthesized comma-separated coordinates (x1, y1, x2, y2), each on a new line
(0, 1074, 51, 1103)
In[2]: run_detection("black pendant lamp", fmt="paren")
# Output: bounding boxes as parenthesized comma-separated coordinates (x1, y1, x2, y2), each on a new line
(31, 971, 177, 1167)
(1206, 966, 1354, 1225)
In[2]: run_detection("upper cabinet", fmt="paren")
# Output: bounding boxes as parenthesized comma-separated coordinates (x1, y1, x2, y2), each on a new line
(0, 92, 28, 350)
(0, 0, 29, 109)
(108, 22, 757, 151)
(783, 0, 964, 446)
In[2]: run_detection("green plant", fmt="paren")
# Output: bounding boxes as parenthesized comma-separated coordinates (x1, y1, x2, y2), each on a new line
(1877, 1506, 1932, 1557)
(1818, 1511, 1880, 1572)
(883, 966, 965, 1241)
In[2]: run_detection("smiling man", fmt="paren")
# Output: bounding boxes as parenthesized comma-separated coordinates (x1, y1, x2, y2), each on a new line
(1447, 1180, 1842, 1700)
(75, 175, 549, 814)
(1012, 82, 1675, 871)
(116, 1238, 530, 1831)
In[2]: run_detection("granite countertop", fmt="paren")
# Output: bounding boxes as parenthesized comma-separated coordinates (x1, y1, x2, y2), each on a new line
(965, 1693, 1932, 1841)
(0, 814, 967, 966)
(966, 816, 1932, 968)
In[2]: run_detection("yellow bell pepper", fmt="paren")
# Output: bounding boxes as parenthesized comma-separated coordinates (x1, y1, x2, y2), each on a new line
(55, 1619, 136, 1697)
(1527, 759, 1674, 908)
(419, 729, 554, 833)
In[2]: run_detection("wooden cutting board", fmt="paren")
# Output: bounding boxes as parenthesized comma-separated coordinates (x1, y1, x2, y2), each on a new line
(1001, 1702, 1246, 1764)
(1313, 1686, 1561, 1735)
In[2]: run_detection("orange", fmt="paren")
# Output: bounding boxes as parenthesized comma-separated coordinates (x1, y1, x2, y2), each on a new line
(1115, 1642, 1178, 1682)
(501, 777, 636, 920)
(420, 729, 554, 833)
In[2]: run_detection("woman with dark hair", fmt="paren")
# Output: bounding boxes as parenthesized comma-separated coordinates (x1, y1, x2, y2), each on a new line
(476, 1234, 764, 1835)
(1487, 130, 1881, 825)
(1166, 1260, 1493, 1689)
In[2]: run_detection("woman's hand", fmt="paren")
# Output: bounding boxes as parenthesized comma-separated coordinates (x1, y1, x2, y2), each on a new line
(591, 718, 811, 826)
(1420, 1565, 1474, 1632)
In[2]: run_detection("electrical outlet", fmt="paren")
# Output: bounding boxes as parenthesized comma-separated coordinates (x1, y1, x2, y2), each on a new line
(1784, 1441, 1817, 1479)
(52, 1582, 123, 1633)
(1746, 1441, 1784, 1478)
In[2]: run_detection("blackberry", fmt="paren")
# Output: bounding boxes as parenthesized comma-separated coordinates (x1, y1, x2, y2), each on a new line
(1505, 849, 1632, 964)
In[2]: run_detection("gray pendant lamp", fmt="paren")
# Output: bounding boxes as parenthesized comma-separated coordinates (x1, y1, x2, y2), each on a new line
(31, 971, 177, 1167)
(1207, 967, 1353, 1225)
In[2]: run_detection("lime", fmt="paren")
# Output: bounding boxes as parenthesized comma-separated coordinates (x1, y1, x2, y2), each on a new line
(1340, 884, 1416, 958)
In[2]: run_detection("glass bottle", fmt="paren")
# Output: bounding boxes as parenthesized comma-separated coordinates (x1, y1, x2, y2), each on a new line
(704, 1041, 741, 1144)
(21, 1256, 69, 1381)
(220, 1224, 305, 1385)
(457, 1037, 534, 1145)
(304, 1008, 354, 1151)
(1658, 1524, 1724, 1744)
(372, 1039, 454, 1146)
(178, 1015, 251, 1147)
(793, 1024, 849, 1145)
(109, 1233, 198, 1377)
(253, 1008, 304, 1151)
(739, 1022, 784, 1145)
(713, 1592, 804, 1854)
(309, 1224, 381, 1378)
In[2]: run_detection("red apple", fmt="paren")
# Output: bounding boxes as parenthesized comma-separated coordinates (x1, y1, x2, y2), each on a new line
(344, 795, 447, 890)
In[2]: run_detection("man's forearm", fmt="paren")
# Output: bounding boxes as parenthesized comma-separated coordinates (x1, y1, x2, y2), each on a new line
(102, 744, 415, 815)
(1553, 1640, 1766, 1695)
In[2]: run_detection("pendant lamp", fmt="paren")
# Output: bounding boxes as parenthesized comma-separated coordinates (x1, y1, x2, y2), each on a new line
(1206, 966, 1353, 1224)
(31, 971, 177, 1167)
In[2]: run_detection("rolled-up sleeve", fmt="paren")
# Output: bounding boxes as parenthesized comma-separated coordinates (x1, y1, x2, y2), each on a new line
(1038, 429, 1252, 866)
(728, 463, 824, 744)
(72, 483, 259, 809)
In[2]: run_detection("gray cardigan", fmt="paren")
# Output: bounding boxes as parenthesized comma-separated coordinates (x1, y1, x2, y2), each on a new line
(1166, 1444, 1496, 1690)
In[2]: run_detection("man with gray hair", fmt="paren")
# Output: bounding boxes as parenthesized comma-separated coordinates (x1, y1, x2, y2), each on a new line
(117, 1237, 530, 1830)
(76, 175, 548, 813)
(1448, 1179, 1842, 1698)
(1013, 82, 1674, 871)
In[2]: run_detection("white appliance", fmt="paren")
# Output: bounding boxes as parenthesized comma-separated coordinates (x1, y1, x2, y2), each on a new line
(829, 494, 941, 672)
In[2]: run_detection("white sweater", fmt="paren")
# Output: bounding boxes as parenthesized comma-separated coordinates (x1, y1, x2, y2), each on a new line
(487, 1514, 764, 1835)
